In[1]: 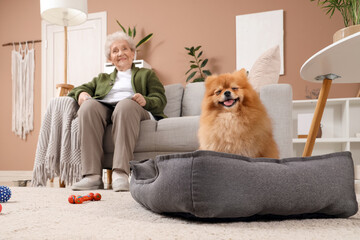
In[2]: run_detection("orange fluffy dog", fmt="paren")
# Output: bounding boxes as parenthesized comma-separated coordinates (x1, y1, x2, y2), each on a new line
(198, 69, 279, 158)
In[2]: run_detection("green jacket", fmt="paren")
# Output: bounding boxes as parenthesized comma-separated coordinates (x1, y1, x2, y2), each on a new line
(68, 66, 167, 119)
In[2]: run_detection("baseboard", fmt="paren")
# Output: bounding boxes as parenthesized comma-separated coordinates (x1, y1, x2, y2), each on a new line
(0, 171, 33, 182)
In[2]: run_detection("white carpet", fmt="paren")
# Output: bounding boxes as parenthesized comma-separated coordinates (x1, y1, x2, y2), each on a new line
(1, 187, 360, 240)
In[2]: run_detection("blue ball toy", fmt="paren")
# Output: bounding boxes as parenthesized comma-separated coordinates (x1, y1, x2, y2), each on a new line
(0, 186, 11, 203)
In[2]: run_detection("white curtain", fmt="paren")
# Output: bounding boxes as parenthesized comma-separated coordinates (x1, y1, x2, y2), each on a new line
(11, 42, 34, 140)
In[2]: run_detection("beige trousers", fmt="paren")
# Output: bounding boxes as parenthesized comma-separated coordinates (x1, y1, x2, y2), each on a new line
(77, 99, 150, 176)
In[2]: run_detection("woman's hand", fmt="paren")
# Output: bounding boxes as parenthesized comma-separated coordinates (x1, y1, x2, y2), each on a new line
(132, 93, 146, 107)
(78, 92, 91, 106)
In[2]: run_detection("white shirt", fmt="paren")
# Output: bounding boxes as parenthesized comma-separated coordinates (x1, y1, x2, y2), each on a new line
(99, 69, 133, 105)
(97, 69, 155, 120)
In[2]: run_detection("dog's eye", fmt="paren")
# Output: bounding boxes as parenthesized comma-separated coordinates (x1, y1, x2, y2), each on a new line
(215, 90, 222, 95)
(232, 87, 238, 91)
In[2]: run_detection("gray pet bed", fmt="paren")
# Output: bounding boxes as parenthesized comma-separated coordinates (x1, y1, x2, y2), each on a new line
(130, 150, 358, 219)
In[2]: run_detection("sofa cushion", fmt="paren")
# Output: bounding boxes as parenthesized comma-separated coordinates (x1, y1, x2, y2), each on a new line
(260, 84, 293, 158)
(133, 116, 200, 153)
(154, 116, 200, 152)
(163, 84, 184, 118)
(248, 45, 281, 92)
(130, 151, 358, 219)
(103, 116, 200, 154)
(181, 82, 205, 116)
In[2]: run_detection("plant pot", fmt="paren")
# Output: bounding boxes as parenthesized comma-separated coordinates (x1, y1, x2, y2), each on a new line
(333, 24, 360, 42)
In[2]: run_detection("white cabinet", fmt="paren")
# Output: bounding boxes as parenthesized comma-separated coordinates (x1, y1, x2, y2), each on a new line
(292, 98, 360, 187)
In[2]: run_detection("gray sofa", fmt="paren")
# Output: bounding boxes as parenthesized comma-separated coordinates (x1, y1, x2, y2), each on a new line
(102, 82, 293, 169)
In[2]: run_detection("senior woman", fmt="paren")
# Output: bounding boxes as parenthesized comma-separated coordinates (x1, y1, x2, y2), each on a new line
(68, 31, 167, 192)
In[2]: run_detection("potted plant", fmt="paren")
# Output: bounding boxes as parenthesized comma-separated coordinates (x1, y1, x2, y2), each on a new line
(185, 46, 212, 83)
(310, 0, 360, 41)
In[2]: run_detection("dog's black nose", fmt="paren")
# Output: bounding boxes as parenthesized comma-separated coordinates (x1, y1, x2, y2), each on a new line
(224, 91, 231, 97)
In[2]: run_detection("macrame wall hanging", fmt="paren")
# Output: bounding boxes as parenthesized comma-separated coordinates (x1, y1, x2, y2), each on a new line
(11, 42, 35, 140)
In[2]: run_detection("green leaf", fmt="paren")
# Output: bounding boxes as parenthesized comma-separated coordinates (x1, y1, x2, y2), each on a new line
(188, 52, 195, 56)
(185, 68, 192, 75)
(190, 64, 198, 69)
(311, 0, 357, 27)
(116, 20, 126, 33)
(197, 51, 203, 58)
(203, 70, 211, 76)
(136, 33, 153, 48)
(193, 77, 205, 82)
(186, 71, 196, 82)
(128, 27, 132, 37)
(133, 26, 136, 38)
(190, 61, 195, 63)
(185, 47, 191, 51)
(201, 59, 208, 68)
(195, 46, 201, 51)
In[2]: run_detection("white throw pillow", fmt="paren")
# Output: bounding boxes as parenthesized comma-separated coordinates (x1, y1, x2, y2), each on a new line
(248, 45, 280, 92)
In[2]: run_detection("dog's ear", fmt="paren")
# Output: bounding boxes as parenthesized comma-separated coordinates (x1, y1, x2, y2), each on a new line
(233, 68, 248, 78)
(204, 75, 217, 88)
(205, 74, 216, 82)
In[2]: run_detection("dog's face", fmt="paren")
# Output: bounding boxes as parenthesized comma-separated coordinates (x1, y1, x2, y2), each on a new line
(203, 69, 254, 112)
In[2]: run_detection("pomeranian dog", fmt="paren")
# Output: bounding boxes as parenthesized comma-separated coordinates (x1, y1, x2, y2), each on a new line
(198, 69, 279, 158)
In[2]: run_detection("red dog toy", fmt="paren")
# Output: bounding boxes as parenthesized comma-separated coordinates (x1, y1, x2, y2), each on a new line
(68, 193, 101, 204)
(79, 193, 93, 202)
(0, 203, 2, 213)
(68, 195, 83, 204)
(93, 193, 101, 201)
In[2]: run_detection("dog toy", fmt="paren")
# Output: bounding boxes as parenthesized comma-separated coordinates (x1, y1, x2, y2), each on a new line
(68, 193, 101, 204)
(93, 193, 101, 201)
(81, 193, 94, 202)
(81, 193, 101, 201)
(68, 195, 84, 204)
(0, 186, 11, 203)
(0, 203, 2, 213)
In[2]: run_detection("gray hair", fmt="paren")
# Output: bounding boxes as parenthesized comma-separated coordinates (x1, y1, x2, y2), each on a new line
(104, 31, 136, 60)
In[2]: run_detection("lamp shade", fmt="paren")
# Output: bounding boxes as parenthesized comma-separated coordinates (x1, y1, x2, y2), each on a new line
(40, 0, 87, 26)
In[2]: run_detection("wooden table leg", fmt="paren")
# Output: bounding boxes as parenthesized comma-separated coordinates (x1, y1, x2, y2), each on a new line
(59, 180, 66, 188)
(107, 170, 112, 186)
(302, 79, 332, 157)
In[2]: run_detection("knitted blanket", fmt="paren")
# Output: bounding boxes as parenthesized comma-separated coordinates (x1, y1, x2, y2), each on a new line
(32, 97, 82, 186)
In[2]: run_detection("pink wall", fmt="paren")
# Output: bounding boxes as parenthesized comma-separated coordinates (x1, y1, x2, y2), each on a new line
(0, 0, 359, 171)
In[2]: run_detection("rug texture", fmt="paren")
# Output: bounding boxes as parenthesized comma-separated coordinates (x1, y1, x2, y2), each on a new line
(1, 187, 360, 240)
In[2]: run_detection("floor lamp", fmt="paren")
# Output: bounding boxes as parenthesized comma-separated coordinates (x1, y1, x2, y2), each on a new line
(40, 0, 88, 96)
